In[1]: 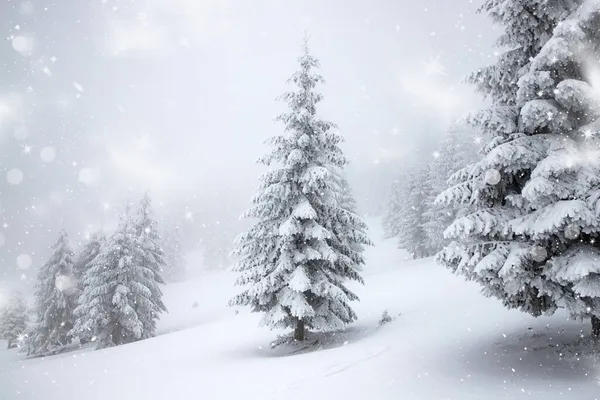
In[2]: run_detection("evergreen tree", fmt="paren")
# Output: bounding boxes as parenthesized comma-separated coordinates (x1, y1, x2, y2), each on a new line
(133, 194, 168, 337)
(424, 124, 479, 252)
(397, 164, 435, 259)
(229, 41, 370, 341)
(436, 0, 600, 335)
(162, 220, 187, 283)
(28, 230, 77, 356)
(0, 292, 28, 349)
(73, 232, 105, 288)
(72, 203, 166, 349)
(70, 232, 105, 345)
(382, 174, 409, 240)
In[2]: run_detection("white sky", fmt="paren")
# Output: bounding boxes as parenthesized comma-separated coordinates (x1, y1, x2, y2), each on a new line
(0, 0, 498, 290)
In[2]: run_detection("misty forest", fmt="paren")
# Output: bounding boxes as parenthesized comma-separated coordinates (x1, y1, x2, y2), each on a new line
(4, 0, 600, 399)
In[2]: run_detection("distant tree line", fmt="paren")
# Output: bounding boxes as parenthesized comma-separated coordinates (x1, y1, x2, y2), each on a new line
(0, 194, 187, 356)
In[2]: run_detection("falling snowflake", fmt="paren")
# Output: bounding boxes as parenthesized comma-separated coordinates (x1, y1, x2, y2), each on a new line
(21, 144, 33, 154)
(582, 128, 595, 139)
(422, 54, 447, 76)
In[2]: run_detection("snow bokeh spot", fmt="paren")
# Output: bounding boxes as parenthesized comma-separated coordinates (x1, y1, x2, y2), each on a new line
(55, 275, 75, 292)
(564, 224, 581, 240)
(73, 82, 84, 93)
(7, 168, 24, 185)
(530, 245, 547, 262)
(16, 254, 32, 270)
(12, 35, 34, 56)
(40, 146, 56, 162)
(13, 125, 29, 140)
(20, 1, 34, 14)
(78, 168, 97, 185)
(485, 168, 501, 185)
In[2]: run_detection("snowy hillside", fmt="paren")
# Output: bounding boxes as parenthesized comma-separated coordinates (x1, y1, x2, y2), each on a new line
(0, 222, 598, 400)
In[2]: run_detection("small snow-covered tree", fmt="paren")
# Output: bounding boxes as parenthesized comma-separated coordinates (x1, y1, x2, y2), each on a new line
(133, 193, 168, 337)
(436, 0, 600, 335)
(72, 202, 167, 349)
(397, 164, 435, 259)
(229, 41, 370, 341)
(383, 178, 403, 239)
(28, 230, 77, 356)
(162, 220, 187, 283)
(73, 232, 105, 288)
(0, 292, 28, 349)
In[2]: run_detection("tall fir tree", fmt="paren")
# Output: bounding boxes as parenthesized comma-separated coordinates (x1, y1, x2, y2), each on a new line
(28, 230, 77, 356)
(229, 41, 370, 341)
(436, 0, 600, 334)
(0, 292, 28, 349)
(72, 202, 166, 349)
(133, 194, 168, 337)
(162, 220, 187, 283)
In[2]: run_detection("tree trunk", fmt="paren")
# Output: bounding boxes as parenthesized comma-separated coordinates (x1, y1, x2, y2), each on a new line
(592, 316, 600, 338)
(112, 325, 123, 346)
(294, 320, 305, 341)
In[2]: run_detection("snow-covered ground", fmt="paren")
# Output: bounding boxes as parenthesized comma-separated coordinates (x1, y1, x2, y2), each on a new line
(1, 222, 599, 399)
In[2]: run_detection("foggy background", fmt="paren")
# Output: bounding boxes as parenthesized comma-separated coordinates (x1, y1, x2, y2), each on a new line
(0, 0, 497, 294)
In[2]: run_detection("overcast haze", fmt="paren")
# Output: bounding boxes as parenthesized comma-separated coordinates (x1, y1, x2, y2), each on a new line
(0, 0, 497, 293)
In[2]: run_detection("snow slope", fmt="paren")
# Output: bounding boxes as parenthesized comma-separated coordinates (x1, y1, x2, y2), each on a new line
(1, 222, 599, 400)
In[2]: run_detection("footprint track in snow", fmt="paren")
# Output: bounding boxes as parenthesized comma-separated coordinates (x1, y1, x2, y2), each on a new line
(323, 346, 391, 377)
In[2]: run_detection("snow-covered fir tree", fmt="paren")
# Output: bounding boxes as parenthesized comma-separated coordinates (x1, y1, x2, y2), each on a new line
(0, 292, 28, 349)
(28, 230, 77, 356)
(72, 202, 167, 349)
(424, 124, 479, 251)
(229, 41, 370, 341)
(397, 164, 435, 259)
(133, 194, 168, 337)
(162, 220, 187, 283)
(72, 232, 105, 288)
(382, 174, 409, 240)
(437, 0, 600, 335)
